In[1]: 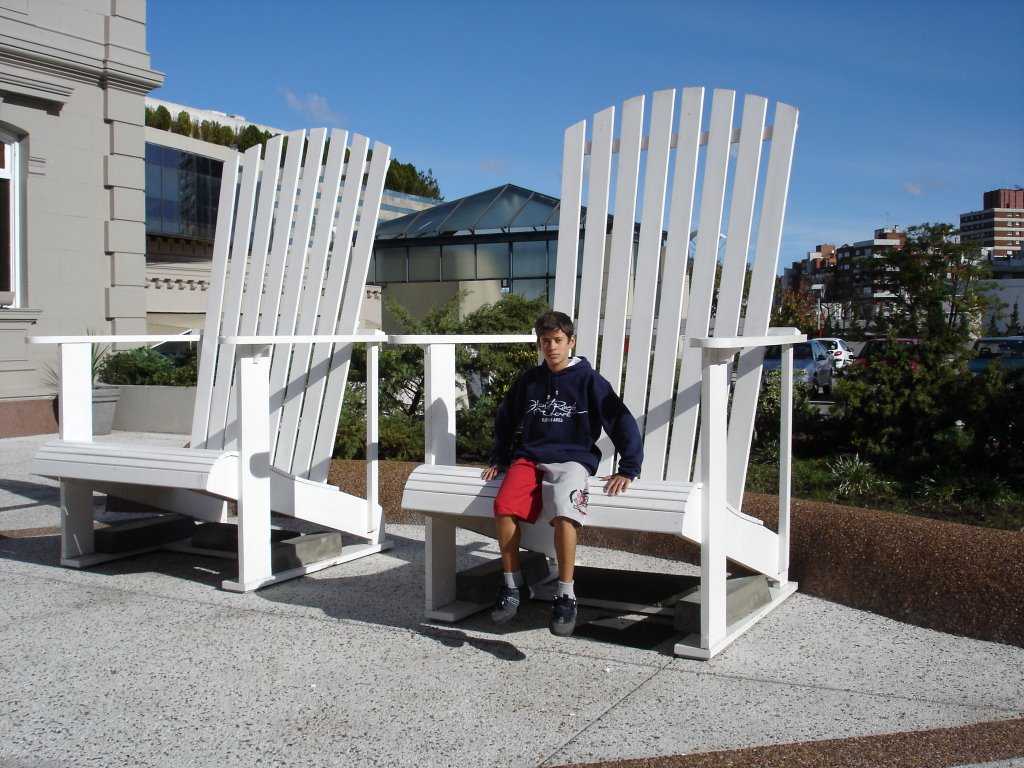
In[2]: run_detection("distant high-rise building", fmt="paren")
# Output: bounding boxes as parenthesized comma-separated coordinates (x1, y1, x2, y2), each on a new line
(960, 188, 1024, 259)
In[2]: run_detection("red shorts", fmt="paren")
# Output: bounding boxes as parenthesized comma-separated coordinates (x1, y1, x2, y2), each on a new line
(493, 459, 544, 523)
(493, 458, 591, 526)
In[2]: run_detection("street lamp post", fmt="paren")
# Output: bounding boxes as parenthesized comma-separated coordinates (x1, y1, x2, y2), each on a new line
(810, 283, 825, 337)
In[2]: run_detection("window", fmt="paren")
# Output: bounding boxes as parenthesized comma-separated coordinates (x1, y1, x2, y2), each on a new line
(408, 245, 440, 281)
(0, 134, 19, 300)
(441, 242, 475, 281)
(476, 242, 509, 279)
(373, 247, 407, 283)
(511, 240, 548, 277)
(145, 143, 223, 240)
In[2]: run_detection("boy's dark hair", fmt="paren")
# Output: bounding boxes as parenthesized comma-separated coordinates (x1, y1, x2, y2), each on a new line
(534, 311, 575, 338)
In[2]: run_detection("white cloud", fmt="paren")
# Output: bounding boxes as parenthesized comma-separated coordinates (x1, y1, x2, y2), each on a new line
(281, 88, 345, 127)
(480, 157, 508, 175)
(903, 180, 924, 197)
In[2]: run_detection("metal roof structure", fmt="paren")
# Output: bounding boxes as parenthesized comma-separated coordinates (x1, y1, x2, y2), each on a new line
(375, 184, 569, 240)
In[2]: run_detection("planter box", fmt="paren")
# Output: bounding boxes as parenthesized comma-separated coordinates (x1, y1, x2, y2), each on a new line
(111, 385, 196, 434)
(91, 386, 121, 436)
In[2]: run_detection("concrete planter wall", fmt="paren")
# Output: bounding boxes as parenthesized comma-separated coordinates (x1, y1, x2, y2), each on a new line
(91, 386, 121, 436)
(111, 385, 196, 435)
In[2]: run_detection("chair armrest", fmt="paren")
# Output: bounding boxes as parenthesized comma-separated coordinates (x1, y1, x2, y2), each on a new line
(690, 329, 805, 352)
(221, 330, 387, 345)
(389, 334, 535, 346)
(28, 334, 202, 345)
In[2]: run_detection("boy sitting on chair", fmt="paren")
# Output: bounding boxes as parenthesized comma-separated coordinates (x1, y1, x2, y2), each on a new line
(481, 310, 643, 636)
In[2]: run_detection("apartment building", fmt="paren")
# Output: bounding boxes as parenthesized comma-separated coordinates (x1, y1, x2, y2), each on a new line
(960, 189, 1024, 260)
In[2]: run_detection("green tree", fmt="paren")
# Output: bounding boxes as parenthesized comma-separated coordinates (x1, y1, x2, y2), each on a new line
(385, 158, 443, 200)
(1004, 301, 1021, 335)
(236, 124, 271, 152)
(172, 110, 193, 137)
(151, 105, 172, 131)
(216, 125, 236, 146)
(863, 222, 997, 351)
(336, 292, 547, 461)
(771, 286, 817, 335)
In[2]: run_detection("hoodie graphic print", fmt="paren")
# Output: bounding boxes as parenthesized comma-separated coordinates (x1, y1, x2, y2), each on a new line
(489, 356, 643, 479)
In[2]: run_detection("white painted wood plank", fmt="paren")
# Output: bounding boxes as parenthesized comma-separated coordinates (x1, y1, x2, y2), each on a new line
(276, 128, 350, 473)
(294, 132, 368, 477)
(265, 128, 327, 458)
(715, 94, 767, 337)
(310, 136, 392, 483)
(667, 88, 735, 481)
(191, 153, 239, 448)
(259, 130, 306, 447)
(237, 134, 284, 340)
(623, 88, 675, 435)
(575, 105, 614, 364)
(599, 94, 644, 395)
(258, 130, 305, 335)
(553, 120, 586, 316)
(207, 143, 263, 451)
(726, 101, 799, 511)
(643, 86, 703, 480)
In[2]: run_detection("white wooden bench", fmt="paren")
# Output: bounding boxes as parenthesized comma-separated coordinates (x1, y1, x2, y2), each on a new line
(31, 127, 393, 591)
(399, 87, 802, 659)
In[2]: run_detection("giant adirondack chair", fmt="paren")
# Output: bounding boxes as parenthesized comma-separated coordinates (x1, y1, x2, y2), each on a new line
(31, 127, 392, 591)
(400, 87, 803, 658)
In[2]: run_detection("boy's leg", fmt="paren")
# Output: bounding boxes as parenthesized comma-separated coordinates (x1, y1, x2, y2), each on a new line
(539, 462, 590, 636)
(491, 460, 542, 623)
(495, 514, 521, 574)
(553, 517, 578, 584)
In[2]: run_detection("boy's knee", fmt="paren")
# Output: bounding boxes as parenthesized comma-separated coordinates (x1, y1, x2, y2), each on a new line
(494, 498, 515, 518)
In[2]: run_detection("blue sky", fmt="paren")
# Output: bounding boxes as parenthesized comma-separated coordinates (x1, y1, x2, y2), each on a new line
(147, 1, 1023, 269)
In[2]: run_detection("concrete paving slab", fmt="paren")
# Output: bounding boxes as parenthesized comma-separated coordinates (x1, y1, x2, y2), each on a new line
(1, 432, 1023, 767)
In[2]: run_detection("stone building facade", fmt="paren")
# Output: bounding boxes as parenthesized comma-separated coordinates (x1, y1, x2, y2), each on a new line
(0, 0, 162, 433)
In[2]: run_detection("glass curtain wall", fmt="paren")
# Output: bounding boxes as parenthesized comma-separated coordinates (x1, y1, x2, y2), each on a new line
(372, 237, 557, 303)
(145, 143, 223, 240)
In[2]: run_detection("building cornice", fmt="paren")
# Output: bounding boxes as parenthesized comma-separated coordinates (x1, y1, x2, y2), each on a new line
(0, 36, 163, 100)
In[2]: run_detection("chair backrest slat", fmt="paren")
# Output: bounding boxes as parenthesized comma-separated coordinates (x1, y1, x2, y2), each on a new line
(553, 88, 798, 503)
(725, 101, 798, 508)
(191, 153, 240, 448)
(623, 88, 676, 438)
(275, 128, 350, 472)
(265, 128, 328, 449)
(307, 136, 391, 483)
(643, 87, 703, 479)
(552, 121, 586, 315)
(574, 105, 615, 364)
(186, 127, 391, 483)
(666, 89, 735, 481)
(195, 144, 262, 450)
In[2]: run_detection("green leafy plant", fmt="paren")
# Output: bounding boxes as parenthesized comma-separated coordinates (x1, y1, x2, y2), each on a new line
(828, 454, 890, 500)
(95, 346, 198, 386)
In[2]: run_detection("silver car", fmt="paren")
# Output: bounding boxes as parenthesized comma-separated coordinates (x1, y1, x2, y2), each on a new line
(762, 338, 834, 395)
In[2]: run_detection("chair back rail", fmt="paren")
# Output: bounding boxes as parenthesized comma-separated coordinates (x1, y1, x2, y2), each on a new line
(188, 128, 392, 482)
(553, 87, 798, 509)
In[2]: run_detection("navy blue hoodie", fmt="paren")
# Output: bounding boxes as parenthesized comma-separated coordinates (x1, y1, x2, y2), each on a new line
(489, 356, 643, 479)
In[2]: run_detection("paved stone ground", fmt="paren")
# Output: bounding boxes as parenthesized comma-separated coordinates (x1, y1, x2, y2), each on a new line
(332, 460, 1024, 768)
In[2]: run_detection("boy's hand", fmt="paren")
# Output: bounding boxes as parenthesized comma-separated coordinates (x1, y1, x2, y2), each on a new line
(602, 474, 632, 496)
(481, 465, 506, 481)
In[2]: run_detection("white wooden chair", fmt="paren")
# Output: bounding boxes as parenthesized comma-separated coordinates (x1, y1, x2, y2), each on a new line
(31, 127, 393, 591)
(399, 87, 803, 658)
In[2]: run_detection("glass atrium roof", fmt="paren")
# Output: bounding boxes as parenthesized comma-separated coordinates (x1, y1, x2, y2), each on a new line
(375, 184, 569, 239)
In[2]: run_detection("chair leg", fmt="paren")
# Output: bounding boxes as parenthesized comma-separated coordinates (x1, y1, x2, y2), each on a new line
(425, 516, 458, 615)
(60, 479, 95, 562)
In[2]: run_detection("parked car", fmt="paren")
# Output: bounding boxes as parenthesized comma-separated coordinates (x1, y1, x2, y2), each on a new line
(816, 337, 854, 369)
(763, 339, 833, 395)
(968, 336, 1024, 374)
(854, 337, 920, 370)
